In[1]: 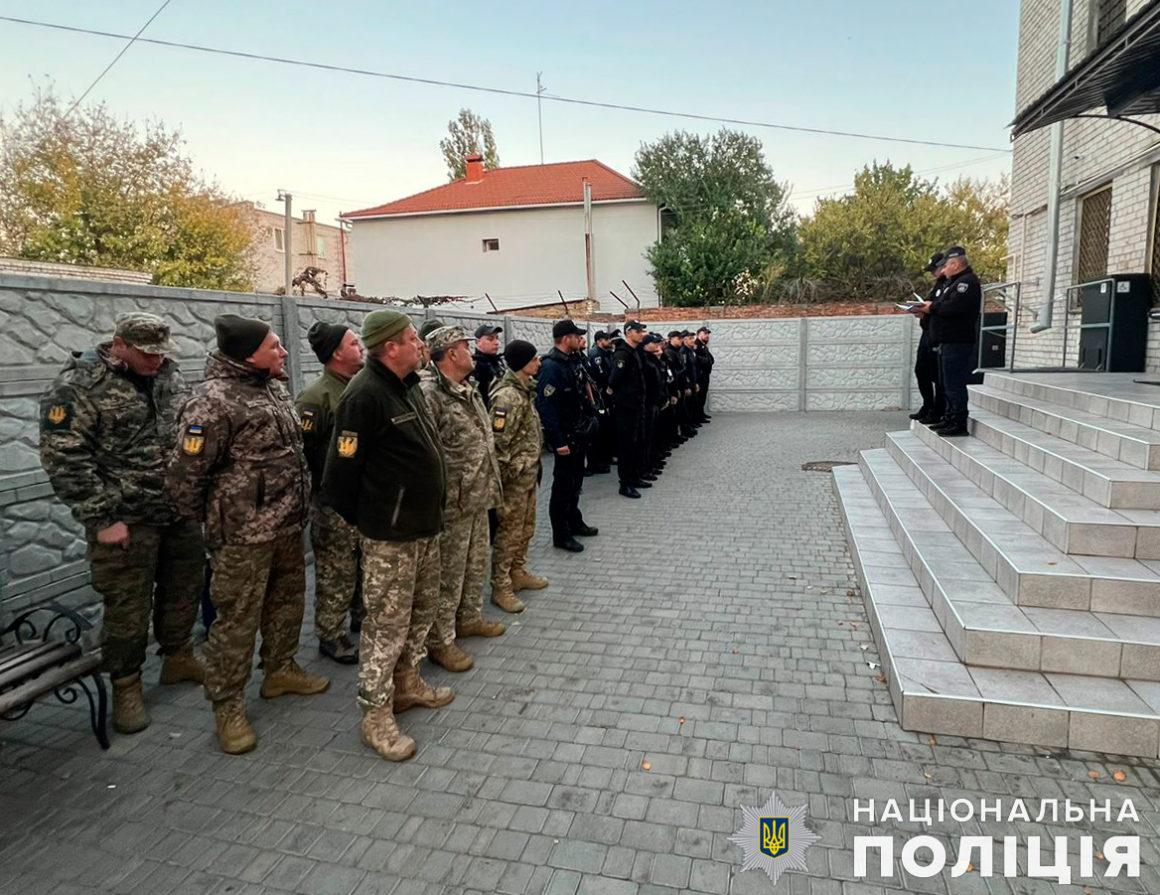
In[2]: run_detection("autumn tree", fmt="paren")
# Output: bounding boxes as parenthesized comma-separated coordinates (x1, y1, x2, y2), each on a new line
(0, 86, 255, 290)
(439, 108, 500, 181)
(634, 129, 795, 306)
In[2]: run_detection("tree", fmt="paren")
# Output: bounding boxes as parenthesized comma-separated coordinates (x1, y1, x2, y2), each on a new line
(439, 108, 500, 181)
(796, 162, 1009, 297)
(0, 86, 255, 290)
(633, 129, 795, 306)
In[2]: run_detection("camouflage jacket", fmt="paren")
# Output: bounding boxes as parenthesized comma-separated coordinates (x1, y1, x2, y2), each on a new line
(39, 343, 187, 530)
(167, 351, 310, 548)
(421, 366, 502, 520)
(489, 370, 543, 490)
(295, 367, 351, 497)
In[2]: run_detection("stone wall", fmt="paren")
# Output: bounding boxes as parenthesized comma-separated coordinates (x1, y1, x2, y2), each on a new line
(0, 273, 918, 621)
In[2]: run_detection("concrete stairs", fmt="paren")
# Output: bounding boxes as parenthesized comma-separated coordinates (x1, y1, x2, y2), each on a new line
(835, 372, 1160, 757)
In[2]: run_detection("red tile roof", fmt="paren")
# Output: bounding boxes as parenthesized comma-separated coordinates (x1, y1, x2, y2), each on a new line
(343, 160, 645, 218)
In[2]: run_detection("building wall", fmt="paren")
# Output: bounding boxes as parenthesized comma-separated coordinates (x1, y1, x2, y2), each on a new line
(0, 272, 918, 622)
(1007, 0, 1160, 370)
(347, 201, 659, 312)
(247, 206, 348, 295)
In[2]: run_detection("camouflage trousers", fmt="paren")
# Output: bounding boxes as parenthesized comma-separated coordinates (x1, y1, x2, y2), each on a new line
(203, 530, 306, 704)
(357, 534, 440, 710)
(311, 505, 360, 642)
(491, 480, 537, 592)
(429, 511, 489, 648)
(88, 519, 205, 679)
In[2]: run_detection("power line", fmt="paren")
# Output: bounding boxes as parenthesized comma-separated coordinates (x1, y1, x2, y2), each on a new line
(2, 15, 1013, 154)
(63, 1, 174, 119)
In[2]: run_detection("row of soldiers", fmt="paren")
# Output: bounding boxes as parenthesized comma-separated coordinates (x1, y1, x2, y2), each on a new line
(39, 307, 712, 762)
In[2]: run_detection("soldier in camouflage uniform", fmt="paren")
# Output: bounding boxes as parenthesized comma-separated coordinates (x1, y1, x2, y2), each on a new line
(39, 313, 205, 735)
(168, 315, 329, 755)
(420, 326, 506, 672)
(297, 321, 365, 664)
(322, 310, 451, 763)
(490, 339, 547, 613)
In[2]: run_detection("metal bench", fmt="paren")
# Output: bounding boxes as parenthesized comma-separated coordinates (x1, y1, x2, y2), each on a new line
(0, 604, 108, 749)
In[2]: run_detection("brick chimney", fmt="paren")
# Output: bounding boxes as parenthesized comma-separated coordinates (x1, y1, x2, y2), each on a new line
(465, 154, 484, 183)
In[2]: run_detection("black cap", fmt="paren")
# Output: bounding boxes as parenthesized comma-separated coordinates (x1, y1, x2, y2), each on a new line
(552, 319, 585, 339)
(924, 252, 945, 273)
(641, 333, 664, 345)
(625, 320, 647, 333)
(215, 314, 271, 362)
(607, 327, 621, 338)
(681, 330, 694, 338)
(503, 339, 538, 371)
(668, 330, 683, 339)
(697, 326, 711, 334)
(593, 330, 608, 341)
(945, 245, 967, 260)
(418, 317, 445, 340)
(475, 323, 503, 338)
(307, 321, 350, 364)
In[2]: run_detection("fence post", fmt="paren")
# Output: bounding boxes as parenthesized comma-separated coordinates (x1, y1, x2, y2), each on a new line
(281, 294, 304, 395)
(900, 315, 914, 411)
(798, 317, 809, 412)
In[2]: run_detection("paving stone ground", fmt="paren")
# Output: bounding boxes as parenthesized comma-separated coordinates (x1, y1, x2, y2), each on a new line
(1, 411, 1158, 895)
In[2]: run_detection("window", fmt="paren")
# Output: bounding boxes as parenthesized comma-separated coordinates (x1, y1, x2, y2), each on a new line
(1076, 185, 1113, 285)
(316, 236, 326, 259)
(1090, 0, 1126, 49)
(273, 227, 285, 253)
(482, 238, 500, 252)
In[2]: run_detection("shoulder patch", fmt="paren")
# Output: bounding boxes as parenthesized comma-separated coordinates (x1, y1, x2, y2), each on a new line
(492, 406, 507, 431)
(44, 403, 71, 430)
(957, 282, 969, 293)
(299, 407, 316, 432)
(616, 359, 625, 368)
(181, 424, 205, 455)
(543, 384, 556, 397)
(336, 430, 358, 458)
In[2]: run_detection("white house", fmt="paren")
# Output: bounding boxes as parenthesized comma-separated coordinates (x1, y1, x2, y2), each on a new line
(342, 158, 661, 312)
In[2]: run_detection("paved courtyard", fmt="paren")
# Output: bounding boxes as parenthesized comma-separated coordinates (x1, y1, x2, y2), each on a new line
(1, 411, 1158, 895)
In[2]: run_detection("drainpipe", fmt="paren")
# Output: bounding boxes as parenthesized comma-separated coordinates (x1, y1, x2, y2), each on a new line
(1031, 0, 1074, 333)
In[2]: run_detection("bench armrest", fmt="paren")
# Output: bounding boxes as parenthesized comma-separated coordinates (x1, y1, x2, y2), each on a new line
(2, 604, 93, 647)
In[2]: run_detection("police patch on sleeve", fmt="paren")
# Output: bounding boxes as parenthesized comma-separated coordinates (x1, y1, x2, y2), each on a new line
(299, 407, 316, 432)
(957, 282, 969, 293)
(182, 424, 205, 455)
(616, 359, 625, 368)
(336, 430, 358, 458)
(493, 407, 507, 431)
(543, 385, 556, 397)
(44, 403, 70, 430)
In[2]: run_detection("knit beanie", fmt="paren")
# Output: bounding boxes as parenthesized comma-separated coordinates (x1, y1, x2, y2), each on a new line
(362, 309, 412, 349)
(503, 339, 538, 373)
(418, 317, 446, 340)
(215, 314, 271, 362)
(307, 321, 350, 364)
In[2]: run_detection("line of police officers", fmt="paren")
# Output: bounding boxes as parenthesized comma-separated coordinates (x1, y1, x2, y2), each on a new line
(39, 307, 711, 762)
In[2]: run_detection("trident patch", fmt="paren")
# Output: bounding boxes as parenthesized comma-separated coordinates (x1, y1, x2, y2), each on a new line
(182, 424, 205, 455)
(44, 404, 70, 429)
(337, 430, 358, 458)
(759, 817, 789, 859)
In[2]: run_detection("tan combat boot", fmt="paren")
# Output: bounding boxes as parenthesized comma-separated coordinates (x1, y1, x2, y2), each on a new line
(510, 568, 549, 592)
(456, 617, 506, 639)
(111, 673, 149, 734)
(491, 588, 525, 614)
(159, 645, 205, 685)
(214, 697, 257, 755)
(393, 666, 454, 713)
(259, 660, 330, 699)
(428, 642, 474, 673)
(361, 705, 416, 762)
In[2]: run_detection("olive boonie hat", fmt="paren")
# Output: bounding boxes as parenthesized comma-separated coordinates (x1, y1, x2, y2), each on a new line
(115, 312, 176, 356)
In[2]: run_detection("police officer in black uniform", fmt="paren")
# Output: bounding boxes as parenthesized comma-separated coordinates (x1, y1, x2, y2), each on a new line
(472, 323, 505, 407)
(640, 333, 668, 480)
(912, 253, 946, 424)
(921, 246, 979, 437)
(536, 319, 599, 551)
(576, 334, 611, 476)
(693, 327, 714, 422)
(609, 321, 649, 498)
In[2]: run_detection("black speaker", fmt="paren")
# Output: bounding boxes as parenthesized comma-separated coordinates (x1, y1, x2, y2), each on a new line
(1077, 274, 1154, 372)
(979, 311, 1007, 369)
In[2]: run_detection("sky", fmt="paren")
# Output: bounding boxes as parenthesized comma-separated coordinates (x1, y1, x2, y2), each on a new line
(0, 1, 1021, 226)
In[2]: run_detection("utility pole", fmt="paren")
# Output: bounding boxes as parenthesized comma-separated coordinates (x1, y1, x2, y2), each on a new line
(277, 189, 293, 295)
(536, 72, 546, 164)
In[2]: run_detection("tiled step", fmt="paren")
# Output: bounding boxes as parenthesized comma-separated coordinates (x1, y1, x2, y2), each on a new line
(834, 463, 1160, 757)
(970, 383, 1160, 471)
(910, 420, 1160, 558)
(985, 371, 1160, 433)
(880, 432, 1160, 618)
(968, 410, 1160, 510)
(858, 447, 1160, 680)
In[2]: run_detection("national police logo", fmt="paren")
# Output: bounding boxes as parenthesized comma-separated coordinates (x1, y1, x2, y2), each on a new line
(337, 430, 358, 458)
(543, 385, 556, 397)
(44, 404, 70, 429)
(182, 425, 205, 455)
(300, 408, 315, 432)
(729, 790, 819, 887)
(957, 282, 969, 293)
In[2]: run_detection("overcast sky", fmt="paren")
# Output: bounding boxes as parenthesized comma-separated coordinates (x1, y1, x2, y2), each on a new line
(0, 1, 1021, 225)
